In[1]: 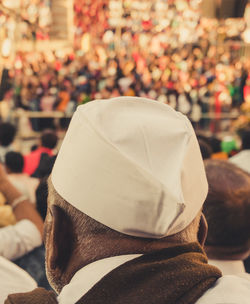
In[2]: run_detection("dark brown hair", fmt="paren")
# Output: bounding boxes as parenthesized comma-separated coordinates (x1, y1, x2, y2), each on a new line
(204, 160, 250, 247)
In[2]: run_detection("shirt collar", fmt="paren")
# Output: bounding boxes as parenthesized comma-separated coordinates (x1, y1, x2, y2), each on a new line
(58, 254, 141, 304)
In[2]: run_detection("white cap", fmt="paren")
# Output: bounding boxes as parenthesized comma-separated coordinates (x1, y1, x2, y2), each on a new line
(52, 97, 208, 238)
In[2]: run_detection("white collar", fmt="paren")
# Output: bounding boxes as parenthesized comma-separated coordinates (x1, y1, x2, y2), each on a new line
(208, 259, 246, 276)
(58, 254, 141, 304)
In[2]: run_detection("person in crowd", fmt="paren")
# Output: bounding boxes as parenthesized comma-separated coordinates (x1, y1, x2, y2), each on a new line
(6, 97, 250, 303)
(4, 152, 51, 289)
(0, 161, 44, 299)
(230, 128, 250, 174)
(23, 130, 58, 176)
(0, 163, 43, 261)
(209, 136, 228, 160)
(196, 134, 227, 160)
(14, 154, 57, 290)
(2, 0, 248, 137)
(14, 154, 58, 290)
(5, 152, 39, 204)
(35, 154, 57, 220)
(203, 160, 250, 279)
(0, 122, 16, 163)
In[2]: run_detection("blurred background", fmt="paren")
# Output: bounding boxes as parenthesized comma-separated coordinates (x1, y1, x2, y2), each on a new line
(0, 0, 250, 154)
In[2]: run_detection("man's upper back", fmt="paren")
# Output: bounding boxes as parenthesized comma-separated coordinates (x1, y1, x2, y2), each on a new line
(196, 275, 250, 304)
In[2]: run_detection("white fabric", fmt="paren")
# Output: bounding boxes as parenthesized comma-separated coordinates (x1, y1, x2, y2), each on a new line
(0, 219, 42, 260)
(209, 259, 250, 280)
(58, 254, 250, 304)
(52, 97, 208, 238)
(0, 256, 37, 303)
(58, 254, 141, 304)
(196, 275, 250, 304)
(8, 174, 39, 204)
(229, 150, 250, 174)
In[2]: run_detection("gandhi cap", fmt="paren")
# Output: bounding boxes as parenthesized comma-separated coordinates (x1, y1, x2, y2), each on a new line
(52, 97, 208, 238)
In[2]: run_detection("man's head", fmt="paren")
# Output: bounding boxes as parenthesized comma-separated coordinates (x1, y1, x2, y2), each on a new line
(45, 178, 204, 293)
(203, 159, 250, 260)
(45, 97, 208, 292)
(5, 151, 24, 173)
(0, 122, 16, 147)
(41, 130, 58, 150)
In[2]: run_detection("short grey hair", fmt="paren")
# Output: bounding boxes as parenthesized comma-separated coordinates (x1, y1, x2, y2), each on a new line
(48, 179, 201, 256)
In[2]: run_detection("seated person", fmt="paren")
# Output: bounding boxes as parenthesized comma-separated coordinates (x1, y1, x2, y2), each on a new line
(0, 163, 43, 260)
(5, 152, 39, 204)
(23, 130, 58, 176)
(0, 163, 44, 297)
(3, 155, 50, 289)
(203, 159, 250, 279)
(5, 97, 250, 303)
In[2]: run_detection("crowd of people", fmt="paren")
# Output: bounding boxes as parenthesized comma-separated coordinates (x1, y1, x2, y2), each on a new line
(0, 98, 249, 303)
(0, 0, 52, 44)
(0, 0, 249, 134)
(74, 0, 109, 49)
(0, 123, 58, 296)
(1, 1, 250, 303)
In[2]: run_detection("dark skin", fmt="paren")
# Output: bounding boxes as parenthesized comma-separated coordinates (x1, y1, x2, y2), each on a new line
(45, 190, 208, 293)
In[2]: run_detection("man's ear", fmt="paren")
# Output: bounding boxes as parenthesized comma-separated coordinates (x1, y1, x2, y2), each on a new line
(198, 213, 208, 247)
(48, 205, 75, 272)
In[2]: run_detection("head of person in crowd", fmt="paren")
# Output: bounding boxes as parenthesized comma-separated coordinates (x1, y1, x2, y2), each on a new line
(44, 97, 222, 302)
(36, 155, 57, 220)
(203, 160, 250, 261)
(30, 144, 38, 152)
(241, 128, 250, 150)
(36, 179, 49, 221)
(33, 154, 57, 179)
(40, 130, 58, 150)
(5, 152, 24, 174)
(197, 138, 212, 160)
(209, 136, 221, 154)
(0, 123, 16, 148)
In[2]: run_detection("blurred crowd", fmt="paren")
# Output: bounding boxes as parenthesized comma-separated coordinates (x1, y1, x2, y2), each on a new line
(0, 0, 249, 134)
(74, 0, 109, 48)
(2, 43, 249, 131)
(0, 0, 52, 43)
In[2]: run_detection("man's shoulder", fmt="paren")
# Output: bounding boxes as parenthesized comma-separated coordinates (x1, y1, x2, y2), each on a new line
(195, 275, 250, 304)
